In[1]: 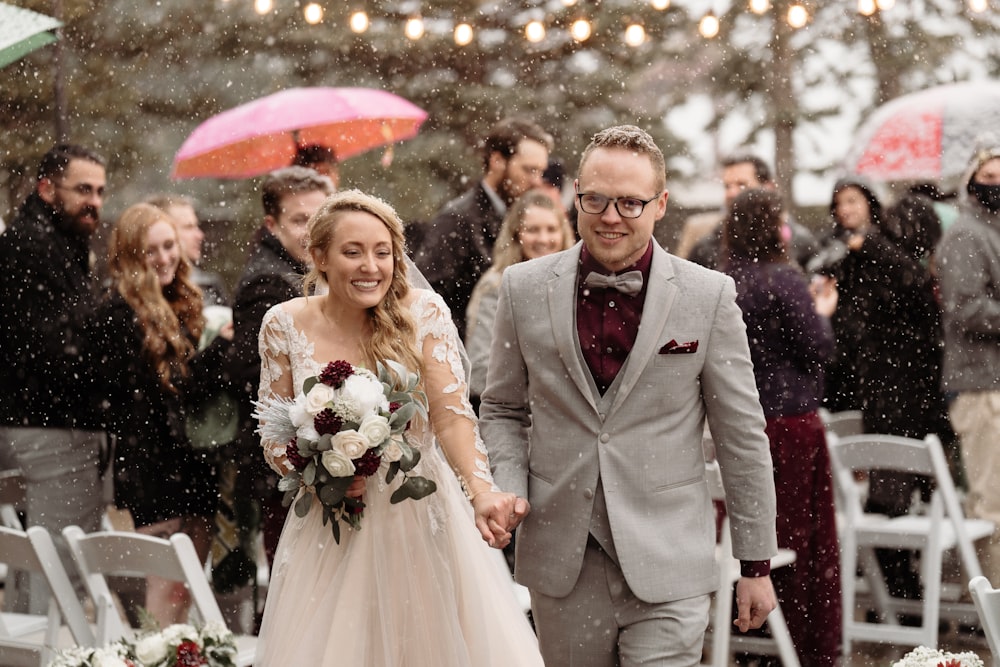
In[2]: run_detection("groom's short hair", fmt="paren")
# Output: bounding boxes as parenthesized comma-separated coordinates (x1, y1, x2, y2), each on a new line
(577, 125, 666, 192)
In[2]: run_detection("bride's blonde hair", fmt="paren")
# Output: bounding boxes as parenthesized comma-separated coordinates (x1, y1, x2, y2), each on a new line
(303, 190, 422, 375)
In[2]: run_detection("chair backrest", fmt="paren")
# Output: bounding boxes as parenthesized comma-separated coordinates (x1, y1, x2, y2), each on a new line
(829, 433, 984, 580)
(819, 409, 864, 440)
(0, 526, 95, 649)
(0, 469, 26, 529)
(969, 576, 1000, 667)
(63, 526, 226, 644)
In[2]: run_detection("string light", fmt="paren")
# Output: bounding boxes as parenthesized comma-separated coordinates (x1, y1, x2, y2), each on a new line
(570, 17, 593, 42)
(624, 22, 646, 46)
(968, 0, 988, 11)
(698, 11, 720, 38)
(454, 22, 474, 46)
(787, 3, 809, 27)
(303, 3, 323, 24)
(749, 0, 771, 13)
(650, 0, 670, 10)
(876, 0, 895, 8)
(254, 0, 272, 15)
(525, 19, 546, 43)
(858, 0, 876, 14)
(404, 15, 425, 40)
(349, 10, 369, 33)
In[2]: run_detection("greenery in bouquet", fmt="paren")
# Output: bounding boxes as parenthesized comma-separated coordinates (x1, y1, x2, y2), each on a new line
(47, 621, 236, 667)
(255, 358, 436, 543)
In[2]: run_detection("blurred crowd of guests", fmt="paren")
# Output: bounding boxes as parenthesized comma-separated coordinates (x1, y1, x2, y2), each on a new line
(2, 121, 1000, 667)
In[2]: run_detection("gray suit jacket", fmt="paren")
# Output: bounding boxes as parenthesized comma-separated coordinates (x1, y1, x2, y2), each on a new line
(479, 241, 777, 603)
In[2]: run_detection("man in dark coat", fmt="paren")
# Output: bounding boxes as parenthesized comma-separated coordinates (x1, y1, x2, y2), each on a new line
(413, 118, 552, 338)
(219, 167, 333, 616)
(0, 144, 108, 613)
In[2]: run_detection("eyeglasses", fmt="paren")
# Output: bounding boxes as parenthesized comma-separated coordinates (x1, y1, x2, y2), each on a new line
(55, 183, 105, 198)
(576, 191, 660, 219)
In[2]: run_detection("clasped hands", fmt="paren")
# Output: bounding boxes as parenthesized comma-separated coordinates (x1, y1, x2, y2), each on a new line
(472, 492, 530, 549)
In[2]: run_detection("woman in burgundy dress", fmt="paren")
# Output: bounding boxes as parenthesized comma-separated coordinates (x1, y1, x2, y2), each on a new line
(721, 188, 842, 666)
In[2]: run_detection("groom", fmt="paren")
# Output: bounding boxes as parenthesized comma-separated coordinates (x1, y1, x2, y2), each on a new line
(480, 125, 778, 666)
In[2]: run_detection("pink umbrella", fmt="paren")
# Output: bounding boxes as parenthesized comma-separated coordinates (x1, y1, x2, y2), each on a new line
(844, 81, 1000, 189)
(171, 87, 428, 180)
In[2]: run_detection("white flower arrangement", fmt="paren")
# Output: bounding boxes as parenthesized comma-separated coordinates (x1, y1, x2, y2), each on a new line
(892, 646, 985, 667)
(47, 621, 236, 667)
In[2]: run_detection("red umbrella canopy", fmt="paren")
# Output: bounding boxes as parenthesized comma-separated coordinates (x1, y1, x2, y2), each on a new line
(845, 80, 1000, 189)
(172, 87, 429, 180)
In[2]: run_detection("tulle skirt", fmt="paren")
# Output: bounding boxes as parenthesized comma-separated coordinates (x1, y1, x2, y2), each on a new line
(254, 445, 544, 666)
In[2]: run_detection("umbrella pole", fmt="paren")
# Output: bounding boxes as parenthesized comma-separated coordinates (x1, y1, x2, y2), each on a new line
(51, 0, 69, 141)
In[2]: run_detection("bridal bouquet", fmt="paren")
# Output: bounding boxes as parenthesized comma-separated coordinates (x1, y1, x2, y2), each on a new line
(254, 359, 436, 543)
(891, 646, 985, 667)
(48, 621, 236, 667)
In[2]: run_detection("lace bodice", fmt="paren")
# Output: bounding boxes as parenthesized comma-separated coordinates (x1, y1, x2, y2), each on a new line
(257, 289, 496, 497)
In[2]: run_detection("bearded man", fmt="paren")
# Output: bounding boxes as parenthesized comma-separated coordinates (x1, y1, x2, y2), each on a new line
(414, 118, 552, 339)
(0, 143, 108, 613)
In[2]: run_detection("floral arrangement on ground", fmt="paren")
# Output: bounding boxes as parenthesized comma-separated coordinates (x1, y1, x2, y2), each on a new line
(254, 358, 436, 543)
(47, 621, 236, 667)
(891, 645, 985, 667)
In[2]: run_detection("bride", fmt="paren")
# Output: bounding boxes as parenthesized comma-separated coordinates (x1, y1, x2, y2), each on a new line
(253, 189, 543, 666)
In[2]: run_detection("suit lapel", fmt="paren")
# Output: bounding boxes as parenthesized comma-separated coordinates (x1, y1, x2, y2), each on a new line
(609, 244, 677, 415)
(547, 244, 600, 412)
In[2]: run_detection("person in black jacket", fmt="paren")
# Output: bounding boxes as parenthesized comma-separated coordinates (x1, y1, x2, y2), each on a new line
(224, 167, 333, 615)
(90, 203, 232, 627)
(0, 144, 108, 614)
(413, 118, 552, 338)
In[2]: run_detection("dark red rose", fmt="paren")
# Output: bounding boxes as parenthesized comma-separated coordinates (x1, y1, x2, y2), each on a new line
(286, 438, 308, 471)
(314, 408, 343, 436)
(353, 448, 382, 477)
(175, 640, 206, 667)
(319, 360, 354, 388)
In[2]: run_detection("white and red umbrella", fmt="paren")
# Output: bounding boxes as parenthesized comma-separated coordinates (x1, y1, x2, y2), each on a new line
(171, 87, 428, 180)
(844, 80, 1000, 189)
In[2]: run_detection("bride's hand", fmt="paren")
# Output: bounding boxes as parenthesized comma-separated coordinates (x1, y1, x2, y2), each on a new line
(472, 491, 529, 549)
(346, 476, 366, 499)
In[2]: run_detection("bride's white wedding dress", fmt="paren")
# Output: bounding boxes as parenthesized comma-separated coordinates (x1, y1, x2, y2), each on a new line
(253, 290, 543, 666)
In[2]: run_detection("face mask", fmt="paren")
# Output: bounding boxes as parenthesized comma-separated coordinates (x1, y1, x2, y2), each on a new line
(969, 181, 1000, 212)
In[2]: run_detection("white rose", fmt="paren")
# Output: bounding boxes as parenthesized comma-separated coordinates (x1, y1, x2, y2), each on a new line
(93, 649, 130, 667)
(342, 373, 389, 418)
(321, 448, 356, 477)
(289, 394, 310, 428)
(304, 382, 336, 416)
(358, 414, 391, 447)
(332, 429, 370, 459)
(134, 634, 170, 664)
(382, 436, 405, 463)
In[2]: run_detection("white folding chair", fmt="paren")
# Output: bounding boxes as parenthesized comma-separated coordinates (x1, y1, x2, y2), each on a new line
(828, 433, 995, 655)
(0, 526, 95, 665)
(818, 409, 865, 440)
(970, 576, 1000, 667)
(701, 461, 801, 667)
(63, 526, 256, 667)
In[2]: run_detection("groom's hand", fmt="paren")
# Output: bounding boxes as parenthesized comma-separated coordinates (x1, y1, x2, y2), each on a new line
(734, 575, 777, 632)
(507, 496, 531, 531)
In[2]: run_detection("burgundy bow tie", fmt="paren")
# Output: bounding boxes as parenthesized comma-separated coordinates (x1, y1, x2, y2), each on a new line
(583, 270, 643, 295)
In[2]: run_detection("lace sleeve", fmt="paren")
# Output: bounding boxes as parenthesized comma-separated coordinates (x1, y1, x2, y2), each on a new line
(415, 290, 499, 500)
(258, 306, 296, 476)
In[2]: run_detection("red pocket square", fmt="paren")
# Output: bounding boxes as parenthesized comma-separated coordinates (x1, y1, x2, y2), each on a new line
(660, 339, 699, 354)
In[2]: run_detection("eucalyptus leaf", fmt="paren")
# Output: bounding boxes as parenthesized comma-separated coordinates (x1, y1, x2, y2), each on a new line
(294, 493, 313, 517)
(331, 519, 341, 544)
(390, 476, 437, 503)
(277, 475, 300, 492)
(303, 376, 319, 394)
(386, 461, 400, 483)
(398, 445, 421, 473)
(316, 433, 333, 451)
(303, 460, 317, 486)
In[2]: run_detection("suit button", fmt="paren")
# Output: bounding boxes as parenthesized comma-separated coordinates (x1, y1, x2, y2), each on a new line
(584, 489, 594, 499)
(600, 433, 610, 443)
